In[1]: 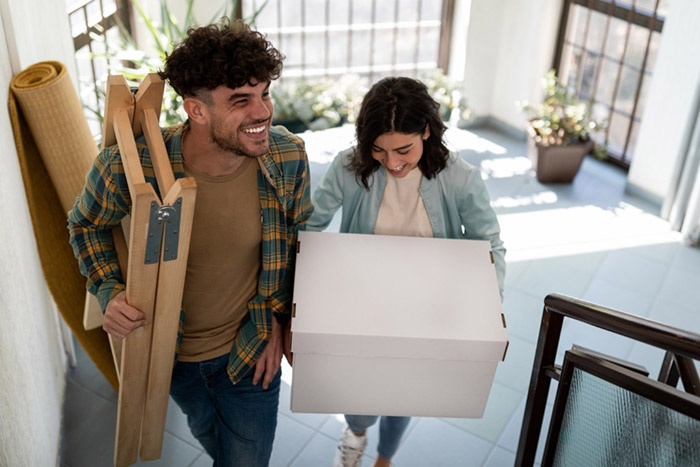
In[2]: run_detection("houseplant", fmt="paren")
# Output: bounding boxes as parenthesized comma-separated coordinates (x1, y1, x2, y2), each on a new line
(270, 69, 471, 134)
(518, 69, 606, 183)
(420, 69, 471, 123)
(270, 74, 368, 132)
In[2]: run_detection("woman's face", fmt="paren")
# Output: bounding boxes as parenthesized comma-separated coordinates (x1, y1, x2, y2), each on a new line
(371, 128, 429, 178)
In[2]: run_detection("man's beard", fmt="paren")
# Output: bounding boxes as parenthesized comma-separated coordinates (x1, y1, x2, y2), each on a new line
(210, 117, 269, 158)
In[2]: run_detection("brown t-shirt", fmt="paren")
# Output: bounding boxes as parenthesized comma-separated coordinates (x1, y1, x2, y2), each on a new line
(178, 157, 262, 361)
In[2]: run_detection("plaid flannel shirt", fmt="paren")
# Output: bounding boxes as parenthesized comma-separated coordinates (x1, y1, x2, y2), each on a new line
(68, 123, 313, 383)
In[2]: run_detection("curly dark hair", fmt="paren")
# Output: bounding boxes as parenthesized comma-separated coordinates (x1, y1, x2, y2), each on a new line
(350, 76, 449, 190)
(158, 18, 284, 98)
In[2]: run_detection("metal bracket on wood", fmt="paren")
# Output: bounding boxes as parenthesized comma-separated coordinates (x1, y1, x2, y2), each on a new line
(145, 198, 182, 264)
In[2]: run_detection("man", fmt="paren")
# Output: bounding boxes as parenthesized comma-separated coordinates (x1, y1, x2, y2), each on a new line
(68, 19, 312, 466)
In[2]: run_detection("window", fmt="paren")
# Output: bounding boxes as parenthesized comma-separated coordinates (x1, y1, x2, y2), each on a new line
(67, 0, 132, 137)
(554, 0, 670, 168)
(245, 0, 452, 84)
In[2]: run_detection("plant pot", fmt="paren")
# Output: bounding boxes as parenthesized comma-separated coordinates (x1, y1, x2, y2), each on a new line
(528, 137, 594, 184)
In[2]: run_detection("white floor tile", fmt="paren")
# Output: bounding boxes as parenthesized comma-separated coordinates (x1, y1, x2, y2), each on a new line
(269, 414, 318, 467)
(483, 446, 517, 466)
(443, 382, 523, 444)
(594, 248, 671, 297)
(392, 418, 493, 467)
(582, 277, 655, 318)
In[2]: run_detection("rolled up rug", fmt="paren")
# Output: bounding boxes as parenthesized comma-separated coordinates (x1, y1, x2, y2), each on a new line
(9, 61, 117, 390)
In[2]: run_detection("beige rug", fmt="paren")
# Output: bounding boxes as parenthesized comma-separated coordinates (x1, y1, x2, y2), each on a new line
(9, 61, 117, 390)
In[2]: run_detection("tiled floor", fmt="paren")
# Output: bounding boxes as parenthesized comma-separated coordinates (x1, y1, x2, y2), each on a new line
(60, 123, 700, 467)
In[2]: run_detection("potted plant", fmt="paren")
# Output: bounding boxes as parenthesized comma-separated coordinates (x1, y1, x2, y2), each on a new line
(420, 69, 471, 123)
(271, 74, 368, 132)
(517, 69, 606, 183)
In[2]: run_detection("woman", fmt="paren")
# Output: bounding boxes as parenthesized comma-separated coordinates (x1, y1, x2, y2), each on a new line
(307, 76, 506, 467)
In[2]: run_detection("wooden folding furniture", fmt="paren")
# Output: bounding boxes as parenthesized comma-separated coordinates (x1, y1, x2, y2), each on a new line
(83, 74, 196, 466)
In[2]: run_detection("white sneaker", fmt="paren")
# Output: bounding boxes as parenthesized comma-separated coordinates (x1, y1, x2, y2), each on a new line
(332, 426, 368, 467)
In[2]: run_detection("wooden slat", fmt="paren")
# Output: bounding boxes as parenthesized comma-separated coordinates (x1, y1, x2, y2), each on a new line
(131, 73, 164, 138)
(101, 75, 133, 149)
(83, 77, 134, 333)
(113, 184, 160, 467)
(83, 292, 103, 331)
(114, 109, 146, 193)
(139, 178, 197, 460)
(112, 104, 161, 467)
(108, 333, 123, 383)
(142, 108, 175, 196)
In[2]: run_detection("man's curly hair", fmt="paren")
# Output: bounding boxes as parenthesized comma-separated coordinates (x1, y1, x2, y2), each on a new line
(159, 18, 284, 98)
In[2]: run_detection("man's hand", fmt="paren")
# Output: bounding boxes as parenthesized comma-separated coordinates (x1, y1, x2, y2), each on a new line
(253, 317, 283, 390)
(103, 291, 147, 339)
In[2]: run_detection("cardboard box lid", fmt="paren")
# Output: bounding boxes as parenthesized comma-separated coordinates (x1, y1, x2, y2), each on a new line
(291, 231, 507, 361)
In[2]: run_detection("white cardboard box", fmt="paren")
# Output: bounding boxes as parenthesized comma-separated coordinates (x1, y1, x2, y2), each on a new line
(290, 231, 508, 418)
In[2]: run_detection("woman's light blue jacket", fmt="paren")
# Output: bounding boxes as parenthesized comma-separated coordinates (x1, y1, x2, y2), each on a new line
(307, 147, 506, 296)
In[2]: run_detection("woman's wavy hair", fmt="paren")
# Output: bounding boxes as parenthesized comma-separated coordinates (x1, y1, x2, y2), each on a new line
(158, 18, 284, 99)
(350, 76, 449, 189)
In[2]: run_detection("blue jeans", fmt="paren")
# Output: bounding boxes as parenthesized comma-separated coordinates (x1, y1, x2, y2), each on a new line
(345, 415, 411, 460)
(170, 353, 281, 467)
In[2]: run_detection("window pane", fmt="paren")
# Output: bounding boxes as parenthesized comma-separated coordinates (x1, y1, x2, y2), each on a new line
(605, 17, 629, 61)
(326, 31, 350, 69)
(327, 1, 350, 25)
(625, 24, 652, 70)
(586, 10, 608, 51)
(417, 26, 440, 65)
(279, 0, 303, 27)
(568, 5, 589, 48)
(304, 0, 326, 27)
(253, 0, 280, 26)
(645, 30, 663, 70)
(634, 70, 654, 117)
(579, 50, 599, 100)
(615, 64, 640, 115)
(351, 0, 375, 23)
(420, 0, 440, 21)
(303, 31, 326, 70)
(398, 0, 421, 22)
(596, 57, 619, 108)
(376, 2, 397, 23)
(372, 29, 394, 66)
(607, 110, 631, 156)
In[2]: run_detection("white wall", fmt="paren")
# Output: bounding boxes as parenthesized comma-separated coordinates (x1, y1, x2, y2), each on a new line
(0, 0, 77, 465)
(461, 0, 562, 131)
(627, 0, 700, 204)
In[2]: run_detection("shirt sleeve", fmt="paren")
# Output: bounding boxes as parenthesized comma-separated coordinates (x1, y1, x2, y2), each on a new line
(67, 145, 131, 312)
(459, 169, 507, 299)
(276, 147, 314, 323)
(307, 152, 346, 231)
